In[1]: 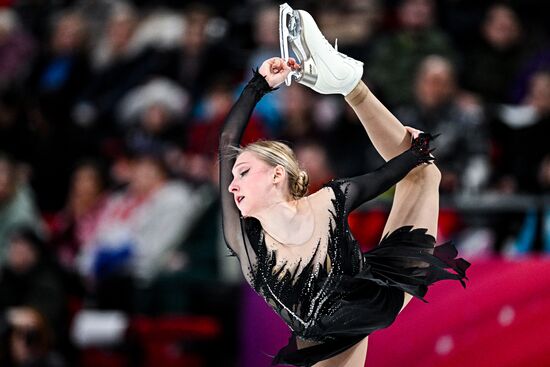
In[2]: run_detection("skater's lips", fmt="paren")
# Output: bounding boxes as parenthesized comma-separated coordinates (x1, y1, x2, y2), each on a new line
(235, 195, 245, 205)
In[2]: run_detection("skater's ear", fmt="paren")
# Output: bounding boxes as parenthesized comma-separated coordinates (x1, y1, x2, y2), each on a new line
(273, 165, 286, 184)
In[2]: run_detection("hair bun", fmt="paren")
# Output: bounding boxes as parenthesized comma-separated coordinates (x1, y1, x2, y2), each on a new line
(292, 170, 309, 199)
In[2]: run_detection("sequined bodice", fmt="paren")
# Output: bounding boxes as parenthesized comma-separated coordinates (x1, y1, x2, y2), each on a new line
(239, 183, 362, 339)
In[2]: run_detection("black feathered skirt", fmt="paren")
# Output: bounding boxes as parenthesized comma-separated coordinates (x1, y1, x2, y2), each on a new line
(272, 226, 470, 367)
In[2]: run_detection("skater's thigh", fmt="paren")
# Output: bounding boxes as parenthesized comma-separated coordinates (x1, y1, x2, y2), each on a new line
(400, 292, 414, 313)
(297, 337, 369, 367)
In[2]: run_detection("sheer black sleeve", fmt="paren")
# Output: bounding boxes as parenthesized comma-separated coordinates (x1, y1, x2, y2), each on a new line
(219, 71, 273, 256)
(327, 133, 436, 213)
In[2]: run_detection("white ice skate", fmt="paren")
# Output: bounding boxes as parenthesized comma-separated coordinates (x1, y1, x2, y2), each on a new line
(279, 3, 364, 95)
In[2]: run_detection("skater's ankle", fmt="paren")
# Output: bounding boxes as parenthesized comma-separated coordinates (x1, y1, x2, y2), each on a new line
(345, 81, 369, 105)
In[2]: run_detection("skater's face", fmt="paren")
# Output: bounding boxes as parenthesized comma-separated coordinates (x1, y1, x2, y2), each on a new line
(229, 151, 286, 217)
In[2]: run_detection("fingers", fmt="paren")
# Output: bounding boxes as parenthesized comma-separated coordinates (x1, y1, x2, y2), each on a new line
(266, 57, 301, 72)
(259, 57, 301, 88)
(271, 58, 286, 74)
(286, 57, 300, 71)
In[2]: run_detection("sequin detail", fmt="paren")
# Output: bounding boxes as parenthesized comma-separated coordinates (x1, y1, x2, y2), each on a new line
(242, 187, 361, 340)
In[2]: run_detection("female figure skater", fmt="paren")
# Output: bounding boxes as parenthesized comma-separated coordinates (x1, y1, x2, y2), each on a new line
(219, 8, 469, 367)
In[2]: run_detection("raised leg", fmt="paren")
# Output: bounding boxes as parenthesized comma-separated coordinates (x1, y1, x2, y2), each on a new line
(345, 81, 410, 161)
(345, 81, 442, 312)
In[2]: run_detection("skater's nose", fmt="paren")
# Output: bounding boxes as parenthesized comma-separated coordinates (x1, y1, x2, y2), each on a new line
(228, 179, 239, 193)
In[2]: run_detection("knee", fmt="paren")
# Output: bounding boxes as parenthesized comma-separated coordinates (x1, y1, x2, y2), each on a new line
(423, 164, 442, 186)
(408, 164, 441, 186)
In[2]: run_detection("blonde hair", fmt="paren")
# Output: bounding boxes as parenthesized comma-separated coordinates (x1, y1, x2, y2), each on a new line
(232, 140, 309, 199)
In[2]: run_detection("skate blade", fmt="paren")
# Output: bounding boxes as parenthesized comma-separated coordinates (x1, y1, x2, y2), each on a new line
(279, 3, 303, 86)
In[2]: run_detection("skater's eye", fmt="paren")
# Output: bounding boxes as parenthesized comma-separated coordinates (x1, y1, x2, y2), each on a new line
(239, 168, 250, 177)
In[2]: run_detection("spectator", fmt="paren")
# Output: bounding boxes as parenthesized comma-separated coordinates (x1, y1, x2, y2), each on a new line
(368, 0, 457, 106)
(27, 9, 89, 127)
(74, 2, 164, 130)
(0, 9, 35, 90)
(77, 152, 203, 310)
(395, 55, 489, 193)
(316, 0, 383, 61)
(89, 2, 140, 72)
(247, 4, 280, 75)
(117, 78, 190, 156)
(135, 161, 222, 314)
(48, 160, 109, 272)
(25, 9, 92, 211)
(160, 4, 233, 100)
(0, 227, 66, 332)
(463, 4, 527, 103)
(0, 154, 43, 264)
(0, 307, 65, 367)
(492, 70, 550, 193)
(511, 46, 550, 104)
(0, 88, 36, 164)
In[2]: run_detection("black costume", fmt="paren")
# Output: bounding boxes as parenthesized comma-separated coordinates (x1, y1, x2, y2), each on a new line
(219, 72, 470, 367)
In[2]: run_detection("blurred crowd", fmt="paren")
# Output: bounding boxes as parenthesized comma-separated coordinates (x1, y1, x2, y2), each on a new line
(0, 0, 549, 365)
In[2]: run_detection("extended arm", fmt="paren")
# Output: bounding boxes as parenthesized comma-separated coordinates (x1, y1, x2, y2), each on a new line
(219, 58, 299, 256)
(219, 72, 271, 256)
(331, 134, 435, 213)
